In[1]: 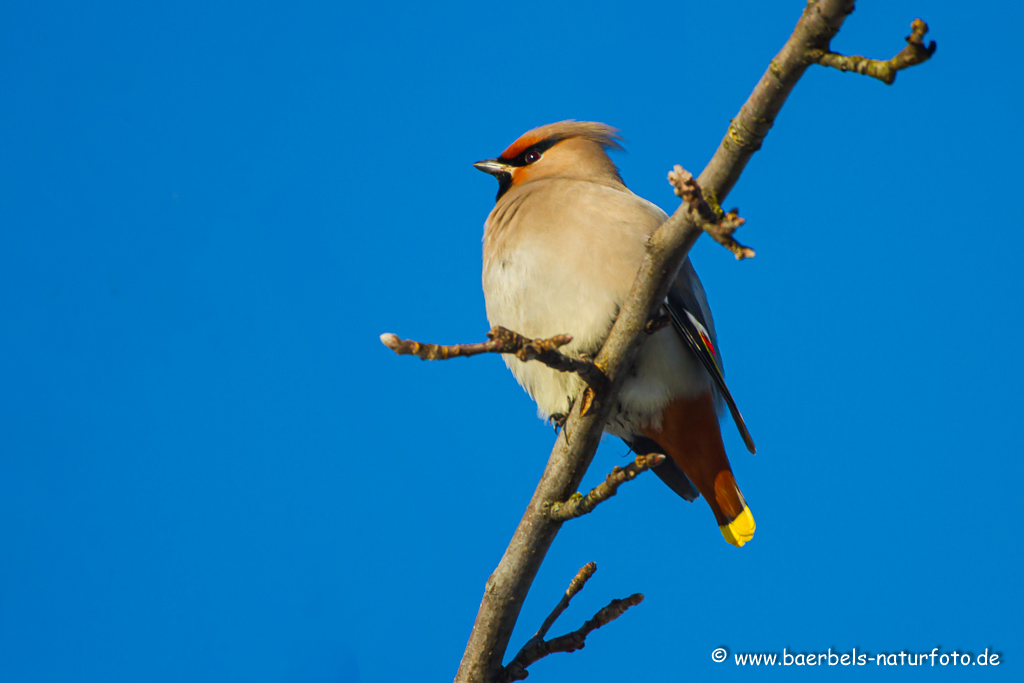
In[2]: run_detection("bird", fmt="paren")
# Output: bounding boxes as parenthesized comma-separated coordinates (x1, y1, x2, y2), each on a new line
(474, 120, 756, 547)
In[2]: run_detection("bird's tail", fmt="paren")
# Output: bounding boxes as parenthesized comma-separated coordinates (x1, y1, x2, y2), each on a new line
(643, 392, 755, 547)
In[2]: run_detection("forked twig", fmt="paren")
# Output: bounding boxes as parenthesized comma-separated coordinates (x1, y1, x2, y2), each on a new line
(501, 563, 644, 682)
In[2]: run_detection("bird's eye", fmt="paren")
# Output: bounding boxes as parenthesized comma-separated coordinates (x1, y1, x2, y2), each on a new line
(524, 151, 541, 164)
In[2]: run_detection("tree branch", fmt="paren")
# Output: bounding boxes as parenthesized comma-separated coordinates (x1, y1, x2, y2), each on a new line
(380, 326, 607, 391)
(501, 563, 643, 682)
(810, 19, 936, 85)
(547, 453, 666, 522)
(454, 3, 935, 680)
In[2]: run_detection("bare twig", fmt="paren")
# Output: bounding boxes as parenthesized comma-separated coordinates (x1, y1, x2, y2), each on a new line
(380, 327, 569, 361)
(501, 563, 643, 682)
(668, 165, 755, 260)
(548, 454, 666, 522)
(380, 326, 607, 391)
(810, 19, 936, 85)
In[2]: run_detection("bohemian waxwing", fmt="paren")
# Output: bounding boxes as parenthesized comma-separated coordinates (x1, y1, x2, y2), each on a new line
(475, 121, 757, 547)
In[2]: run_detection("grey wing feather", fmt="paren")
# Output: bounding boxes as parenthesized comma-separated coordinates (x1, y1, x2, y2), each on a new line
(668, 260, 756, 454)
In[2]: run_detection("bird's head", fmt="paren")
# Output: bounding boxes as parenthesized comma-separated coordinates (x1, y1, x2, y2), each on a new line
(474, 121, 624, 201)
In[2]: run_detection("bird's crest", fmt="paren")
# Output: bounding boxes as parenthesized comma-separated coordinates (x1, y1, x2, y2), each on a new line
(499, 120, 624, 161)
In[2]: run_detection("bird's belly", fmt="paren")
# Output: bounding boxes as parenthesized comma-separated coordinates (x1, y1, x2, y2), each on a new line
(483, 242, 618, 420)
(483, 242, 710, 431)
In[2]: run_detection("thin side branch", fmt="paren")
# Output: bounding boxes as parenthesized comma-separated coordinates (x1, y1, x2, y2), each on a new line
(380, 326, 607, 390)
(548, 454, 666, 522)
(668, 165, 754, 260)
(810, 19, 936, 85)
(501, 563, 643, 682)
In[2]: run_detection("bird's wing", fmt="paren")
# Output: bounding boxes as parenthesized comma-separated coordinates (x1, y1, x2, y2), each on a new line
(667, 264, 756, 454)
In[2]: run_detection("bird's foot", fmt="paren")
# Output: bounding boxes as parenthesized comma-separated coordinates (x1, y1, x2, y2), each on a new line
(645, 308, 670, 334)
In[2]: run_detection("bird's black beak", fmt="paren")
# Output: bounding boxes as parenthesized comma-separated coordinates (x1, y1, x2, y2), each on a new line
(473, 159, 511, 177)
(474, 159, 514, 201)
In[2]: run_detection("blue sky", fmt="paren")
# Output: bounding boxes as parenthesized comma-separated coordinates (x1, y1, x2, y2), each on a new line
(1, 1, 1021, 681)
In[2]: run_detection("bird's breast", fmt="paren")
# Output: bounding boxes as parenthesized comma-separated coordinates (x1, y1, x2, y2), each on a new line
(480, 179, 708, 426)
(482, 181, 656, 354)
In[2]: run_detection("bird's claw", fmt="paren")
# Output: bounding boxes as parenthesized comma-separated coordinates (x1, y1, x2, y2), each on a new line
(645, 309, 670, 334)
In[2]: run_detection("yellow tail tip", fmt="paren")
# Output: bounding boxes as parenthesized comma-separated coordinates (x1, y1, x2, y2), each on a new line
(720, 506, 755, 547)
